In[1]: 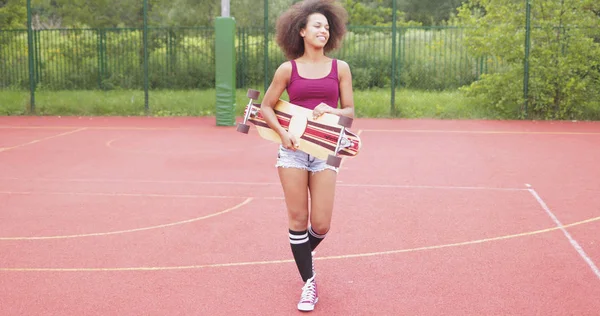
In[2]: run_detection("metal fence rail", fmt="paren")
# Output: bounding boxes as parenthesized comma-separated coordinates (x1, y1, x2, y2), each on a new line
(0, 26, 501, 92)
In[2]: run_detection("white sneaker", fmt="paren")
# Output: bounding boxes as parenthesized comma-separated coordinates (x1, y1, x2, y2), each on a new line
(297, 274, 318, 312)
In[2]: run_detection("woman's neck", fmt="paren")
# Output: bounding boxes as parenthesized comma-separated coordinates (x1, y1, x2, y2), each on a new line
(299, 48, 328, 63)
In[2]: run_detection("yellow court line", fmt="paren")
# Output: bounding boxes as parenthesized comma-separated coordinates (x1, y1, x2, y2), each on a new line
(0, 127, 87, 153)
(320, 216, 600, 262)
(360, 129, 600, 135)
(0, 197, 253, 241)
(2, 214, 598, 272)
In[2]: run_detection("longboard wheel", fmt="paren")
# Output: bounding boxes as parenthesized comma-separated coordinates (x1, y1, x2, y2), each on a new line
(326, 155, 342, 168)
(237, 123, 250, 134)
(247, 89, 260, 100)
(338, 116, 353, 128)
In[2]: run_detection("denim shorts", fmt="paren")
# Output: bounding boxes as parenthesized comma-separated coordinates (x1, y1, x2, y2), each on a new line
(275, 145, 339, 174)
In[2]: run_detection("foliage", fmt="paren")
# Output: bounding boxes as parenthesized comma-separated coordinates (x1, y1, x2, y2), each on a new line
(343, 0, 398, 26)
(398, 0, 464, 25)
(0, 0, 26, 29)
(3, 0, 468, 30)
(457, 0, 600, 120)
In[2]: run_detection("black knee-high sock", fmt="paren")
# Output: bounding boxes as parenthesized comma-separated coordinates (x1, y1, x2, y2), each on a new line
(289, 229, 313, 282)
(308, 226, 328, 251)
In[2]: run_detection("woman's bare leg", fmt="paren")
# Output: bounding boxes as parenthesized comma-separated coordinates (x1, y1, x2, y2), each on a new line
(278, 167, 313, 282)
(308, 169, 337, 250)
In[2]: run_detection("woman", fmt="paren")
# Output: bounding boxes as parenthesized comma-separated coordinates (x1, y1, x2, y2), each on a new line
(259, 0, 354, 312)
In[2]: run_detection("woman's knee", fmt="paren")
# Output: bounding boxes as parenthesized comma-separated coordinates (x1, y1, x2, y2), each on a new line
(288, 208, 309, 230)
(309, 221, 330, 235)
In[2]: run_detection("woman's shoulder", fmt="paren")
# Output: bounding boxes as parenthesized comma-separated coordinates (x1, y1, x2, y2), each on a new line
(334, 59, 350, 69)
(272, 61, 294, 83)
(278, 60, 293, 70)
(334, 59, 351, 75)
(273, 61, 293, 74)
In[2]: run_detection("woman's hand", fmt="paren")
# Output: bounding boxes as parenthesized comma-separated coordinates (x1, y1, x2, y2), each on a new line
(312, 103, 332, 119)
(280, 131, 299, 150)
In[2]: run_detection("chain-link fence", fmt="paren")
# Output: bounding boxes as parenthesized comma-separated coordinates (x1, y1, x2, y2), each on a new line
(0, 0, 598, 119)
(1, 26, 498, 89)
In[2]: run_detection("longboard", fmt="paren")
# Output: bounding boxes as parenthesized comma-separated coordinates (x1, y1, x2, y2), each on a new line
(237, 89, 361, 167)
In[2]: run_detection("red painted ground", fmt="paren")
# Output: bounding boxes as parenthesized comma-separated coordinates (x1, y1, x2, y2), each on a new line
(1, 116, 599, 315)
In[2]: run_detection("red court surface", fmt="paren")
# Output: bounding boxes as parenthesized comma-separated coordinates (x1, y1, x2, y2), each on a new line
(1, 116, 599, 315)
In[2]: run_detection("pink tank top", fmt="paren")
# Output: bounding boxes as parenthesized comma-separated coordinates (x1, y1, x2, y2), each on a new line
(287, 59, 339, 110)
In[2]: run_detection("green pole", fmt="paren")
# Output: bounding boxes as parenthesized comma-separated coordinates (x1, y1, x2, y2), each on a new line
(215, 1, 236, 126)
(143, 0, 149, 114)
(26, 0, 35, 113)
(523, 0, 531, 117)
(264, 0, 269, 92)
(97, 30, 102, 89)
(391, 0, 397, 116)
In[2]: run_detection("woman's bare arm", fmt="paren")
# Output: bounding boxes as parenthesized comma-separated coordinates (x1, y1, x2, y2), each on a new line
(260, 62, 298, 149)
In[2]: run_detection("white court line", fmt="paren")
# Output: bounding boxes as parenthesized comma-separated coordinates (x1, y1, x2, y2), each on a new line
(0, 177, 526, 192)
(339, 183, 527, 191)
(0, 177, 281, 186)
(0, 191, 283, 200)
(527, 185, 600, 280)
(0, 126, 191, 131)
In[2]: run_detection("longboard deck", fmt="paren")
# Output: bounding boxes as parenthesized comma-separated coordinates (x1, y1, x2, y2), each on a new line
(247, 99, 361, 161)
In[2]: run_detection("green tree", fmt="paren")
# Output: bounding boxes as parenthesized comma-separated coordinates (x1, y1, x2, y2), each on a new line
(457, 0, 600, 119)
(342, 0, 421, 26)
(30, 0, 196, 28)
(400, 0, 464, 25)
(0, 0, 26, 29)
(343, 0, 391, 25)
(150, 0, 219, 27)
(28, 0, 144, 28)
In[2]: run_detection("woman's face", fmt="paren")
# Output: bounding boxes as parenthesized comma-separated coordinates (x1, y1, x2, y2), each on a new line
(300, 13, 330, 49)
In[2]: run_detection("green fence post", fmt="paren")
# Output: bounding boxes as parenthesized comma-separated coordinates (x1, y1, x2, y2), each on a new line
(241, 28, 246, 88)
(399, 26, 404, 90)
(523, 0, 531, 117)
(143, 0, 150, 114)
(390, 0, 397, 116)
(263, 0, 269, 93)
(97, 29, 105, 90)
(34, 30, 40, 84)
(26, 0, 36, 113)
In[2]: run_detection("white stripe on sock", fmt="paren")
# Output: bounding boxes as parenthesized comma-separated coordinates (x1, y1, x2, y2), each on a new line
(289, 232, 308, 240)
(290, 237, 309, 244)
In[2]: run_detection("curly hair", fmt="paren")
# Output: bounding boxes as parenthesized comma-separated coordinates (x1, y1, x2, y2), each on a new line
(275, 0, 348, 60)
